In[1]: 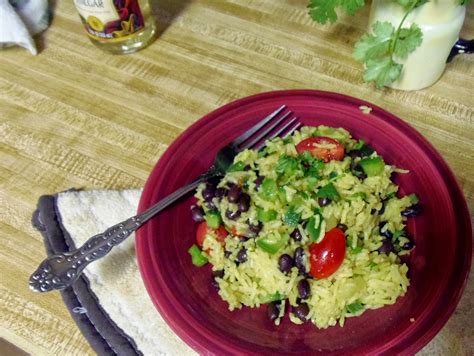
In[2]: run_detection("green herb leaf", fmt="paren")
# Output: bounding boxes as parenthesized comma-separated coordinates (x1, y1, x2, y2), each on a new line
(347, 302, 365, 314)
(307, 0, 365, 24)
(283, 206, 301, 227)
(340, 0, 365, 15)
(316, 182, 340, 201)
(354, 139, 365, 150)
(307, 214, 322, 242)
(364, 57, 402, 88)
(276, 155, 299, 178)
(408, 193, 419, 204)
(393, 230, 404, 240)
(353, 22, 395, 62)
(307, 0, 339, 24)
(394, 23, 423, 59)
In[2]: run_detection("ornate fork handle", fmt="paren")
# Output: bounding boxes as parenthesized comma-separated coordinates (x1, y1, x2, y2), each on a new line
(29, 167, 220, 292)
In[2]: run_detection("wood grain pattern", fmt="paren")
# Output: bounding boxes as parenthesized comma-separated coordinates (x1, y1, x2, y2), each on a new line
(0, 0, 472, 354)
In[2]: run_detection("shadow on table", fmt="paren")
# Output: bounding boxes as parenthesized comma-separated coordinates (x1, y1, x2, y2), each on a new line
(150, 0, 192, 38)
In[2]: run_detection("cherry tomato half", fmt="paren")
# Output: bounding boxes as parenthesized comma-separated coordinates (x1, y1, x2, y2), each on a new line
(296, 136, 345, 163)
(196, 222, 228, 249)
(309, 227, 346, 279)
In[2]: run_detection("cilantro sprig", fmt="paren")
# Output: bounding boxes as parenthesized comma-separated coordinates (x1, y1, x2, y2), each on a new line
(307, 0, 465, 88)
(307, 0, 365, 24)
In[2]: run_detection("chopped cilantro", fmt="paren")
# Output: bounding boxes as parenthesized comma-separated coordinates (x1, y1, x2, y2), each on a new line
(316, 183, 340, 201)
(283, 207, 301, 227)
(346, 302, 365, 314)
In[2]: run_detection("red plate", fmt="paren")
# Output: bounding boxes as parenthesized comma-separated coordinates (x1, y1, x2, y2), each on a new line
(136, 90, 471, 355)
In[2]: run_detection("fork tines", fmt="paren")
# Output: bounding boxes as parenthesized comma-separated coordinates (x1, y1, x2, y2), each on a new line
(238, 105, 300, 151)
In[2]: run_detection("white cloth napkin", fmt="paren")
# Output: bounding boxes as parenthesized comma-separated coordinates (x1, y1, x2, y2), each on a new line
(0, 0, 50, 55)
(56, 189, 196, 355)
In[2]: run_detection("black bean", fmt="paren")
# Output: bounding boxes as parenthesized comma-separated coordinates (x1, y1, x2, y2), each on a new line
(360, 145, 375, 157)
(318, 197, 332, 206)
(213, 269, 225, 278)
(249, 221, 263, 235)
(215, 187, 227, 198)
(202, 185, 215, 201)
(350, 160, 367, 180)
(267, 302, 280, 321)
(348, 150, 362, 159)
(402, 240, 414, 250)
(279, 254, 293, 274)
(379, 201, 386, 215)
(244, 164, 251, 171)
(254, 176, 265, 191)
(239, 235, 250, 242)
(380, 228, 393, 239)
(401, 204, 423, 217)
(352, 165, 367, 180)
(293, 303, 309, 322)
(297, 279, 311, 299)
(227, 185, 242, 203)
(206, 200, 216, 210)
(294, 247, 306, 274)
(206, 177, 220, 187)
(290, 229, 302, 242)
(226, 209, 241, 220)
(236, 248, 247, 263)
(337, 224, 348, 232)
(377, 239, 394, 255)
(190, 205, 205, 222)
(237, 193, 251, 212)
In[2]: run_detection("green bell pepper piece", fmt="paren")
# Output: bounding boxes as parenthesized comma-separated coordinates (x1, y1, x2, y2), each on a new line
(227, 161, 246, 172)
(257, 208, 277, 222)
(205, 210, 221, 228)
(259, 178, 278, 201)
(260, 291, 282, 304)
(256, 233, 289, 254)
(359, 157, 385, 177)
(188, 244, 208, 267)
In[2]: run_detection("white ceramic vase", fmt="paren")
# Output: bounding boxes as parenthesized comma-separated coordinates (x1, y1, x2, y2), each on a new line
(369, 0, 466, 90)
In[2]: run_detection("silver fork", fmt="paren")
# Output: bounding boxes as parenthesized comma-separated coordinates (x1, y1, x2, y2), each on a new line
(29, 105, 300, 293)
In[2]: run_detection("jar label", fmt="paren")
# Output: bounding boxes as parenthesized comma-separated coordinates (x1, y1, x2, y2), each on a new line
(74, 0, 145, 41)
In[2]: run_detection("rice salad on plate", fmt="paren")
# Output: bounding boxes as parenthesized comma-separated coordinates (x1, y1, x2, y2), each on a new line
(188, 125, 422, 329)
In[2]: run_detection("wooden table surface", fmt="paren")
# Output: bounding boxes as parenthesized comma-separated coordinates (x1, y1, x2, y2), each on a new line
(1, 0, 473, 354)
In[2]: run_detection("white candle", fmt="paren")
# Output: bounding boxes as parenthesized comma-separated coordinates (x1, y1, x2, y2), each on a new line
(369, 0, 466, 90)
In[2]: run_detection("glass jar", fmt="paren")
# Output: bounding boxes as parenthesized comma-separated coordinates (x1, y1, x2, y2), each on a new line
(73, 0, 157, 54)
(369, 0, 466, 90)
